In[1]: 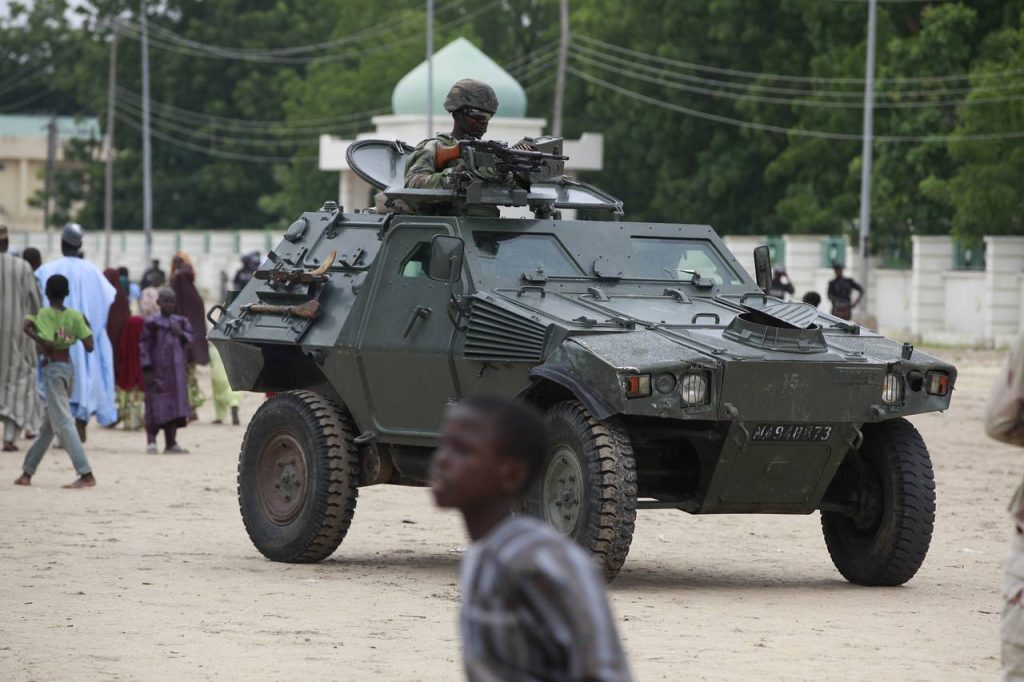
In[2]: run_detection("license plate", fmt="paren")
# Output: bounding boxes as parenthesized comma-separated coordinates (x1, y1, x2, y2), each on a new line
(752, 424, 833, 442)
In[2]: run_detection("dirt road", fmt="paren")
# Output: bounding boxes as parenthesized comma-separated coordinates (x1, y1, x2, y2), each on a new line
(0, 349, 1014, 680)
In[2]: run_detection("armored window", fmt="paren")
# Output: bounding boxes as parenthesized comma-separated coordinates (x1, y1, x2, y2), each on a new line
(472, 232, 582, 279)
(624, 237, 743, 285)
(400, 242, 432, 278)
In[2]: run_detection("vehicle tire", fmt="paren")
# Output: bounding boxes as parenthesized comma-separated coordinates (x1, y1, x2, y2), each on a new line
(237, 390, 359, 563)
(821, 417, 935, 586)
(524, 400, 638, 582)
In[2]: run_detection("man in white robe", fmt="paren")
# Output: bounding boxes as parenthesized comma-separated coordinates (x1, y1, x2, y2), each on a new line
(35, 224, 117, 435)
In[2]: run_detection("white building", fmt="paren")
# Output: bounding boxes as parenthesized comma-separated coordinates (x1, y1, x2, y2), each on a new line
(318, 37, 603, 212)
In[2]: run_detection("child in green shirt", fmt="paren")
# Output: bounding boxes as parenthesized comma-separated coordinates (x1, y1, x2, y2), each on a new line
(15, 274, 96, 488)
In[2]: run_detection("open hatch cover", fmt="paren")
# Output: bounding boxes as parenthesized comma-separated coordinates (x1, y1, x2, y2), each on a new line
(345, 138, 623, 215)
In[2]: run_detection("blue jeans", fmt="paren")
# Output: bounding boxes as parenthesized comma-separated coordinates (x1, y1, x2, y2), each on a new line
(22, 362, 92, 477)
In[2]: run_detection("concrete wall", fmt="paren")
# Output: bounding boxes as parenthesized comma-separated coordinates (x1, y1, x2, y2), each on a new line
(6, 228, 273, 301)
(870, 268, 912, 338)
(718, 233, 1024, 347)
(11, 226, 1024, 347)
(941, 272, 986, 341)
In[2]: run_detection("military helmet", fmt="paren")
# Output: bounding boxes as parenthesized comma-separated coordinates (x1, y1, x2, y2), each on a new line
(443, 79, 499, 114)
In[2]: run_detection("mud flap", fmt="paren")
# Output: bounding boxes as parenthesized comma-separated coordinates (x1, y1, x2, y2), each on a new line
(698, 422, 857, 514)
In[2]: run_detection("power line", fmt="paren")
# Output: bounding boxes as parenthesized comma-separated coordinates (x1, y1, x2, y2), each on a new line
(571, 41, 866, 98)
(571, 41, 1024, 100)
(133, 2, 451, 59)
(503, 40, 560, 71)
(115, 0, 500, 64)
(568, 66, 1024, 143)
(572, 32, 1024, 86)
(116, 111, 319, 162)
(0, 61, 55, 96)
(507, 47, 561, 78)
(115, 86, 388, 130)
(116, 98, 370, 146)
(827, 0, 955, 3)
(115, 99, 359, 146)
(0, 87, 54, 112)
(0, 40, 76, 96)
(510, 50, 561, 83)
(571, 48, 1024, 110)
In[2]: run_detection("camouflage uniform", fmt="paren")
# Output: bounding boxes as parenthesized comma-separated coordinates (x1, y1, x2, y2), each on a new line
(403, 79, 501, 216)
(404, 132, 461, 191)
(989, 333, 1024, 680)
(1004, 516, 1024, 681)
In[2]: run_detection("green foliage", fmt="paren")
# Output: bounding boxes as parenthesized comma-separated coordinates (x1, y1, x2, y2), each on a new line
(929, 21, 1024, 237)
(2, 0, 1024, 243)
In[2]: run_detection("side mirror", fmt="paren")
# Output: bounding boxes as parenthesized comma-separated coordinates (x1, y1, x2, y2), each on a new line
(753, 245, 772, 291)
(428, 235, 465, 283)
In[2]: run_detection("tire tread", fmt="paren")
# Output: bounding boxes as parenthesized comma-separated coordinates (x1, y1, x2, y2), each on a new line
(237, 390, 359, 563)
(821, 417, 935, 586)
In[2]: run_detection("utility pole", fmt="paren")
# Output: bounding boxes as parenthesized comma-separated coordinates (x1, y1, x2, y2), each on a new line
(857, 0, 878, 317)
(552, 0, 569, 137)
(426, 0, 434, 138)
(140, 0, 153, 265)
(43, 116, 57, 231)
(103, 31, 118, 268)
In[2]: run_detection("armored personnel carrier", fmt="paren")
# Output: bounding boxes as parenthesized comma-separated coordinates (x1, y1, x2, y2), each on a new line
(209, 138, 955, 584)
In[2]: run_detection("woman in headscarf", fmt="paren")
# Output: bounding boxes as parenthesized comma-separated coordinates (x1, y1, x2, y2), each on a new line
(105, 268, 145, 429)
(116, 315, 145, 430)
(104, 268, 131, 364)
(170, 252, 207, 420)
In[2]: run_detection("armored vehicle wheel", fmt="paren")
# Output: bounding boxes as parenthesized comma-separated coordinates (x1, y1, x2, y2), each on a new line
(524, 400, 638, 581)
(821, 417, 935, 586)
(238, 391, 359, 563)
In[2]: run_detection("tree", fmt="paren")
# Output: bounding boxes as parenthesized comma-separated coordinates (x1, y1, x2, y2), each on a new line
(925, 20, 1024, 239)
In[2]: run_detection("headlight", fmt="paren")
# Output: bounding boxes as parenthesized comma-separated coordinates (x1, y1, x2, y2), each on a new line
(881, 371, 904, 405)
(680, 373, 708, 406)
(654, 373, 677, 394)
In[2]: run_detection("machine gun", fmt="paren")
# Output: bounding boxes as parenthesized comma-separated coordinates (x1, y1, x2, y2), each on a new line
(344, 137, 624, 219)
(433, 136, 568, 188)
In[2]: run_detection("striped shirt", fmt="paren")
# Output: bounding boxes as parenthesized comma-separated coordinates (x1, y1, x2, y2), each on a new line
(459, 516, 632, 682)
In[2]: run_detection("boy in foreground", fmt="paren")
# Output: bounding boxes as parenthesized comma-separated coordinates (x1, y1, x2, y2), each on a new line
(15, 274, 96, 488)
(431, 395, 632, 682)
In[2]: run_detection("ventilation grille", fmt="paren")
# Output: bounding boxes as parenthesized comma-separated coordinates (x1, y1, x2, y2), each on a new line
(464, 298, 547, 362)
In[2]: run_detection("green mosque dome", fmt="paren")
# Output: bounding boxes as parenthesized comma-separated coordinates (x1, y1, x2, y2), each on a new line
(391, 37, 528, 118)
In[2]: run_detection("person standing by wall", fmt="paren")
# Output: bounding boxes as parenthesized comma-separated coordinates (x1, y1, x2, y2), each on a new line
(141, 259, 165, 289)
(232, 251, 260, 291)
(826, 263, 863, 321)
(15, 274, 96, 488)
(431, 395, 633, 682)
(0, 224, 43, 450)
(140, 288, 193, 454)
(767, 267, 795, 301)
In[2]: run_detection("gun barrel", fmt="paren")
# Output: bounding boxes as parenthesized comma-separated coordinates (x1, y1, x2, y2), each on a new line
(463, 139, 568, 161)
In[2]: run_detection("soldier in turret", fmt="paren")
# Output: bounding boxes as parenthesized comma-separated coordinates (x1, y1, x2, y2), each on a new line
(404, 78, 499, 192)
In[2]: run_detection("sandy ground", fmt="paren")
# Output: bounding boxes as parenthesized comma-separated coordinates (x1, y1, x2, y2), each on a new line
(0, 349, 1017, 681)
